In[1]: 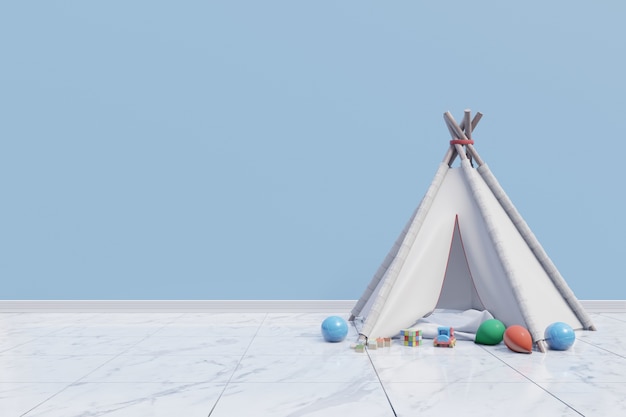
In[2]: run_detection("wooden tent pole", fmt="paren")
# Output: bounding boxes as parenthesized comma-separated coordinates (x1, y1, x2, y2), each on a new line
(454, 144, 467, 160)
(463, 109, 472, 140)
(442, 146, 455, 165)
(443, 112, 468, 140)
(442, 114, 460, 166)
(466, 111, 485, 165)
(462, 110, 475, 166)
(471, 112, 483, 130)
(466, 144, 485, 166)
(459, 110, 483, 134)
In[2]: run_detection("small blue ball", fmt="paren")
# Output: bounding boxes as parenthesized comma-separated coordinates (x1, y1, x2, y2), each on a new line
(321, 316, 349, 342)
(544, 322, 576, 351)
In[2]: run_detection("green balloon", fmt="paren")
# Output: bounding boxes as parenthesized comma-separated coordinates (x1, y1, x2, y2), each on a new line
(475, 319, 506, 345)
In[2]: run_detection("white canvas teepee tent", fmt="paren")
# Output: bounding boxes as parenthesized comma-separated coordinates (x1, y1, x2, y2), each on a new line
(350, 110, 595, 352)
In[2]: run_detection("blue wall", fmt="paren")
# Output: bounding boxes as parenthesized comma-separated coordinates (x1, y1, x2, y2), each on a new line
(2, 2, 624, 300)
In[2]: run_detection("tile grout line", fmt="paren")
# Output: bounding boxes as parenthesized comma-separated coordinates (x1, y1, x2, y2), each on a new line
(19, 313, 187, 417)
(360, 329, 398, 416)
(2, 315, 97, 355)
(352, 317, 397, 415)
(0, 336, 39, 354)
(596, 312, 626, 324)
(479, 345, 586, 417)
(206, 313, 269, 417)
(575, 338, 626, 359)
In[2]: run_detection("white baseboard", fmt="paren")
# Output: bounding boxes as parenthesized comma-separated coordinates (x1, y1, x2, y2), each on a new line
(0, 300, 624, 313)
(578, 300, 626, 313)
(0, 300, 357, 313)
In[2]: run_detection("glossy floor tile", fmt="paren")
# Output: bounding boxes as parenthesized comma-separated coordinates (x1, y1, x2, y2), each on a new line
(19, 382, 226, 417)
(0, 310, 624, 416)
(210, 382, 394, 417)
(384, 381, 583, 416)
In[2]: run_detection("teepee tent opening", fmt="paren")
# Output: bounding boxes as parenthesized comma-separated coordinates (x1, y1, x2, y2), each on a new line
(350, 110, 595, 352)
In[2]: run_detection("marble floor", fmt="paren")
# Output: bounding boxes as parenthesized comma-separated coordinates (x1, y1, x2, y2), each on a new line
(1, 310, 625, 417)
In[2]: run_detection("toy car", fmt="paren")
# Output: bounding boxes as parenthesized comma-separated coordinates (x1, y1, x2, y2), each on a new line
(434, 326, 456, 348)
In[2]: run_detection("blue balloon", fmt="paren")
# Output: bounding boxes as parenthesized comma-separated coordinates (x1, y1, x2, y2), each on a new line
(321, 316, 349, 342)
(544, 322, 576, 350)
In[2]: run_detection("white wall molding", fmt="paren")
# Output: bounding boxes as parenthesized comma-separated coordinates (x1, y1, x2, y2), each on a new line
(0, 300, 358, 313)
(578, 300, 626, 313)
(0, 300, 624, 313)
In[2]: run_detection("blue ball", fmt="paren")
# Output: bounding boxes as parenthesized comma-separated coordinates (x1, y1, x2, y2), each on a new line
(544, 322, 576, 351)
(321, 316, 349, 342)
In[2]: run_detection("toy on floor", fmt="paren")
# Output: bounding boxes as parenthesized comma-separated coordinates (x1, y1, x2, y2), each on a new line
(321, 316, 348, 342)
(433, 326, 456, 348)
(544, 322, 576, 351)
(400, 329, 423, 346)
(351, 337, 392, 352)
(376, 337, 385, 348)
(503, 325, 533, 353)
(475, 319, 506, 345)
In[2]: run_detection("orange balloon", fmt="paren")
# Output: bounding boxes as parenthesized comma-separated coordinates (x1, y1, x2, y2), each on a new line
(503, 325, 533, 354)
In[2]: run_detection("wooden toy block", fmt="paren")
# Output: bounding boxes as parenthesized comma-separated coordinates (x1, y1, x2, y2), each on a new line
(376, 337, 384, 348)
(355, 343, 365, 353)
(384, 337, 392, 347)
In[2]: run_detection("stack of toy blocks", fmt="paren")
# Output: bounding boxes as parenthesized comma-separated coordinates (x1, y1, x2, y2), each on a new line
(400, 329, 423, 346)
(374, 337, 391, 347)
(351, 337, 393, 352)
(373, 337, 392, 349)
